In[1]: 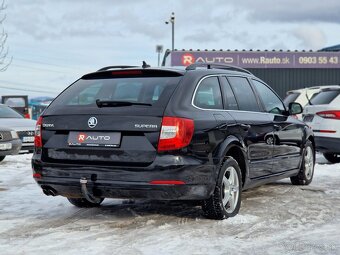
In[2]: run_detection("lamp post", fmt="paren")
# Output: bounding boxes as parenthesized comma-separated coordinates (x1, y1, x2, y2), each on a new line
(156, 45, 164, 66)
(165, 12, 175, 51)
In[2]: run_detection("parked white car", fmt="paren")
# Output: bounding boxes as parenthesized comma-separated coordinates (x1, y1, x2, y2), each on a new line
(0, 104, 36, 153)
(303, 86, 340, 163)
(284, 85, 340, 120)
(0, 126, 22, 162)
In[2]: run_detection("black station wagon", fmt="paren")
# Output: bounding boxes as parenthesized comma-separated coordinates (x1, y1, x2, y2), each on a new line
(32, 63, 315, 220)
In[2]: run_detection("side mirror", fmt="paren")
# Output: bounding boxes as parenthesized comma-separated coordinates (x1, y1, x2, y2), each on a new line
(289, 102, 303, 115)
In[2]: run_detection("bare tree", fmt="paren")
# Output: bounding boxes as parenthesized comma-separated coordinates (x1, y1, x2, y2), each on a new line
(0, 0, 11, 72)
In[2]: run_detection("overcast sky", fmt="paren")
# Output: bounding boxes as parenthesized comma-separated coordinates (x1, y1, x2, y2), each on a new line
(1, 0, 340, 97)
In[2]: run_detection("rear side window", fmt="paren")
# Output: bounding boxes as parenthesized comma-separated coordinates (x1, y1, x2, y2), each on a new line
(51, 76, 182, 108)
(227, 76, 260, 112)
(193, 77, 223, 109)
(310, 90, 340, 105)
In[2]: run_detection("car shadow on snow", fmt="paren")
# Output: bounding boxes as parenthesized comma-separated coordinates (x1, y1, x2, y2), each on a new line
(94, 199, 204, 220)
(66, 182, 293, 222)
(59, 173, 316, 222)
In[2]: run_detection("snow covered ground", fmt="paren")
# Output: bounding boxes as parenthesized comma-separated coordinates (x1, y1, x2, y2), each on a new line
(0, 154, 340, 255)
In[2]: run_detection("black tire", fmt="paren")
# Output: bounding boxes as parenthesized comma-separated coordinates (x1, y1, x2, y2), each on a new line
(323, 153, 340, 164)
(0, 156, 5, 162)
(67, 197, 104, 208)
(265, 135, 275, 145)
(202, 157, 242, 220)
(291, 140, 315, 185)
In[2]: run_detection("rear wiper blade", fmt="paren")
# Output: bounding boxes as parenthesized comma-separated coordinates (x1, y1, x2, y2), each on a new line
(96, 99, 152, 107)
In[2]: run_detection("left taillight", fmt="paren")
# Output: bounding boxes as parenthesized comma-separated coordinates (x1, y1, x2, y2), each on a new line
(157, 117, 194, 152)
(316, 110, 340, 120)
(34, 116, 43, 148)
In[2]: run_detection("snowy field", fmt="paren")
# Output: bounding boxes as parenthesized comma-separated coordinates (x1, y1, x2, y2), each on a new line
(0, 154, 339, 255)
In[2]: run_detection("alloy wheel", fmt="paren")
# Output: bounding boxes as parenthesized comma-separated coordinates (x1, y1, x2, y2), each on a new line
(304, 146, 314, 180)
(222, 166, 240, 213)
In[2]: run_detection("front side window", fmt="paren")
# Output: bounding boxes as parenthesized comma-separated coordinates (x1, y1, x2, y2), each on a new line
(227, 76, 260, 112)
(252, 79, 285, 114)
(193, 77, 223, 110)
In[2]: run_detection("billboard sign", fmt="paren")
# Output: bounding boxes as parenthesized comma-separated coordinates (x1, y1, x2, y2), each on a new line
(170, 51, 340, 69)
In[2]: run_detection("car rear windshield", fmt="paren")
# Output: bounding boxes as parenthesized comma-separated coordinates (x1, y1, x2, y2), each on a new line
(310, 90, 340, 105)
(51, 76, 182, 108)
(283, 92, 300, 106)
(0, 105, 23, 118)
(3, 97, 26, 107)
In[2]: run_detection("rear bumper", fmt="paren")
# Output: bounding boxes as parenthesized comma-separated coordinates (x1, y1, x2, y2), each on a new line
(38, 181, 212, 200)
(32, 155, 217, 200)
(315, 136, 340, 153)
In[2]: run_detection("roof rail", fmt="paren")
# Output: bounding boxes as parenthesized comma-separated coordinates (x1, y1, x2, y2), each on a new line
(185, 63, 252, 74)
(97, 65, 138, 71)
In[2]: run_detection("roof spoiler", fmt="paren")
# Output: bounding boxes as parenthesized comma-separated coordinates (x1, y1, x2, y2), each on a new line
(97, 61, 151, 72)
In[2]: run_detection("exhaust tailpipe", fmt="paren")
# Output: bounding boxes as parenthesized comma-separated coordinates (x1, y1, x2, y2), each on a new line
(42, 189, 51, 196)
(42, 186, 58, 197)
(49, 189, 57, 196)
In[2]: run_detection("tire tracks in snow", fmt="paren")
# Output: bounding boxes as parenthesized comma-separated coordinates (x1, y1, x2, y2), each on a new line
(0, 207, 95, 239)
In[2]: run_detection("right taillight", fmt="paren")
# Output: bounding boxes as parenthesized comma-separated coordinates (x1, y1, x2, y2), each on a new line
(157, 117, 194, 152)
(316, 111, 340, 120)
(34, 116, 43, 148)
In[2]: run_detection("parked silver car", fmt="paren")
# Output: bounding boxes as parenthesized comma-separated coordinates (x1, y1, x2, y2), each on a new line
(0, 104, 36, 153)
(0, 126, 22, 162)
